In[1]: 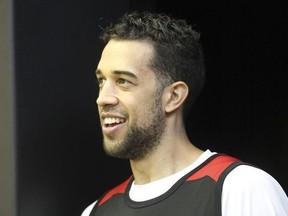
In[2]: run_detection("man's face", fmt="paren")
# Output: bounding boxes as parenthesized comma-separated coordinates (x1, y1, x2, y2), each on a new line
(96, 40, 166, 160)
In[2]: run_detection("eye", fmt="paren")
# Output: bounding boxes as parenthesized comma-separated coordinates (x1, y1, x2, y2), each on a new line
(117, 78, 131, 85)
(97, 77, 106, 87)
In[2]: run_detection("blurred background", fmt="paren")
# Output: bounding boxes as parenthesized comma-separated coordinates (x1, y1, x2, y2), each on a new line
(1, 0, 287, 215)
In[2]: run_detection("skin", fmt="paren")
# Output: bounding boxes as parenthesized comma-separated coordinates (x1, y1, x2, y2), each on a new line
(96, 40, 204, 185)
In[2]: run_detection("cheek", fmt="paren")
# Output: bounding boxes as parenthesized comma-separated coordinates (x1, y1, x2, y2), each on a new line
(122, 88, 160, 119)
(128, 100, 153, 123)
(137, 98, 161, 121)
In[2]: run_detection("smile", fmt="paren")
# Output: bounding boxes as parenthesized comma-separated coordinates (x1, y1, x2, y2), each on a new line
(102, 116, 127, 136)
(104, 117, 126, 127)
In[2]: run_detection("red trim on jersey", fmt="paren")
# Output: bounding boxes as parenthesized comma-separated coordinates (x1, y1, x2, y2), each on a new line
(187, 155, 240, 182)
(98, 176, 133, 206)
(98, 155, 239, 206)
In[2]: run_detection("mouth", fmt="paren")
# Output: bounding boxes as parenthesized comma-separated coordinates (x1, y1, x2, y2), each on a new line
(103, 117, 126, 127)
(101, 116, 127, 136)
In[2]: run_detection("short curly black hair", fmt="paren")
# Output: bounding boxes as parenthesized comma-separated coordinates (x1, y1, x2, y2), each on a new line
(100, 11, 206, 118)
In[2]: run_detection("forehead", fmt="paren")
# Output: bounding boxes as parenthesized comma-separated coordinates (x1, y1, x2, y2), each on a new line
(97, 40, 155, 78)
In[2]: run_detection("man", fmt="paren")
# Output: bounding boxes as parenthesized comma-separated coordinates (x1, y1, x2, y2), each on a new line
(82, 11, 288, 215)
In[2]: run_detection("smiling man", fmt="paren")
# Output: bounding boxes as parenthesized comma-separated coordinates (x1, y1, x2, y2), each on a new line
(82, 11, 288, 216)
(96, 40, 166, 160)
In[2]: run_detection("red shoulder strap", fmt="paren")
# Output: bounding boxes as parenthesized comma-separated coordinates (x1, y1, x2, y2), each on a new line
(187, 154, 240, 182)
(98, 175, 133, 206)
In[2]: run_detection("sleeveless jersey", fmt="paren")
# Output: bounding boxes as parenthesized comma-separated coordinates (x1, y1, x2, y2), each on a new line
(89, 154, 244, 216)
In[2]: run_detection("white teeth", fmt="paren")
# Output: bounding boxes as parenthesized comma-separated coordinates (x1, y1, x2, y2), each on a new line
(104, 117, 125, 124)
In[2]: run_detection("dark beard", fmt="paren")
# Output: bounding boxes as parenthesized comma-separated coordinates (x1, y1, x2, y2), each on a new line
(103, 96, 165, 160)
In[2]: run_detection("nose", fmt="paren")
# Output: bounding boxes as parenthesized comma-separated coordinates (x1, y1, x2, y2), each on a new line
(96, 83, 119, 107)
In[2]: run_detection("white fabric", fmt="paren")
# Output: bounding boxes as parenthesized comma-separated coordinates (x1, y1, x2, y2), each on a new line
(81, 149, 288, 216)
(129, 149, 216, 201)
(81, 201, 96, 216)
(222, 164, 288, 215)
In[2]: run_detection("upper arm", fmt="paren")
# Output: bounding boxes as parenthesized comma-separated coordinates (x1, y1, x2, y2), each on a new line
(222, 165, 288, 216)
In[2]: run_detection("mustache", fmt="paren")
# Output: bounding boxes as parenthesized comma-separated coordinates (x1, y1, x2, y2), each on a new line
(99, 106, 127, 116)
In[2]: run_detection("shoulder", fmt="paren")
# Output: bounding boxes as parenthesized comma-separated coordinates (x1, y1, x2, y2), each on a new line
(225, 164, 281, 187)
(81, 201, 97, 216)
(222, 164, 288, 216)
(224, 164, 286, 193)
(80, 176, 133, 216)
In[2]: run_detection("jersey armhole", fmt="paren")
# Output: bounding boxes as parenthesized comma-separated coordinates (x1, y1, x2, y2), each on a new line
(215, 161, 249, 215)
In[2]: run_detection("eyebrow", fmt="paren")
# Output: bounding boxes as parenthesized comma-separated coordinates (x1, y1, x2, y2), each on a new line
(96, 69, 137, 79)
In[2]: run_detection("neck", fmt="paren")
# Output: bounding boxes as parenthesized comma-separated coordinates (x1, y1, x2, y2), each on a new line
(129, 117, 204, 185)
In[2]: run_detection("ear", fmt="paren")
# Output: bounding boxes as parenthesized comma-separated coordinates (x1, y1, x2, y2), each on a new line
(163, 81, 189, 114)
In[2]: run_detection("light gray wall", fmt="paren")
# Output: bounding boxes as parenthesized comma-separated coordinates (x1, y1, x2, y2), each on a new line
(0, 0, 16, 216)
